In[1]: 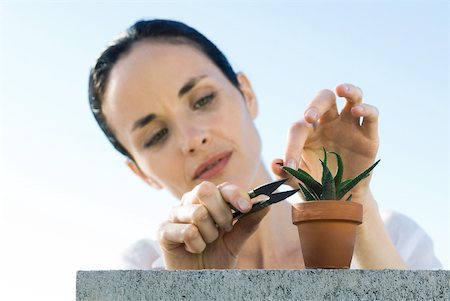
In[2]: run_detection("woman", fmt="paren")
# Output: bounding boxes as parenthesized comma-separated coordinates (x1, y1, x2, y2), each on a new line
(89, 19, 441, 270)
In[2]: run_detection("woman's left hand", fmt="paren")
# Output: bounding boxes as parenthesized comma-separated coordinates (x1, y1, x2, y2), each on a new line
(272, 83, 379, 202)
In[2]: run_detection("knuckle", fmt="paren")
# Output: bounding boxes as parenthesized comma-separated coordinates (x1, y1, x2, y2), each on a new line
(217, 181, 231, 189)
(368, 106, 379, 120)
(374, 106, 379, 116)
(288, 121, 305, 132)
(181, 224, 199, 241)
(156, 221, 169, 241)
(288, 121, 311, 137)
(319, 89, 336, 99)
(195, 181, 216, 199)
(168, 205, 179, 222)
(220, 183, 240, 200)
(192, 205, 209, 223)
(356, 87, 364, 98)
(180, 190, 193, 204)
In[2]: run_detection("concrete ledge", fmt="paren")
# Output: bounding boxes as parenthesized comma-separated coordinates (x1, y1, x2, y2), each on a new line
(76, 269, 450, 301)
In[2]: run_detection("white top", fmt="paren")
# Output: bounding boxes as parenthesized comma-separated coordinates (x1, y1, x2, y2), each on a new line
(121, 210, 443, 270)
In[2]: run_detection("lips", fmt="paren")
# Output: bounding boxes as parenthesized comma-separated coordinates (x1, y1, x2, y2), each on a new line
(193, 152, 232, 180)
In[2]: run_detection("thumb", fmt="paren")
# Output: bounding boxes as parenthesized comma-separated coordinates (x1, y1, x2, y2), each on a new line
(271, 158, 285, 178)
(271, 158, 299, 190)
(222, 207, 269, 257)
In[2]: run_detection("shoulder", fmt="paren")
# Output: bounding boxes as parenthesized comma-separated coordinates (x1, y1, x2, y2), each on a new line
(380, 210, 443, 269)
(121, 238, 165, 270)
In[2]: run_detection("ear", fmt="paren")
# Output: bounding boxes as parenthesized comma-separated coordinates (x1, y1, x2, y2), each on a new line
(125, 159, 163, 190)
(236, 72, 258, 119)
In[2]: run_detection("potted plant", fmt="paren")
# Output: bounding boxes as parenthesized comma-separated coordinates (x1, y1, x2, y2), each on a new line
(283, 148, 380, 269)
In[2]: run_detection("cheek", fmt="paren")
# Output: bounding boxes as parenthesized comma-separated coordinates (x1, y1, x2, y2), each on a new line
(226, 115, 262, 188)
(134, 146, 194, 198)
(243, 123, 262, 159)
(213, 94, 260, 151)
(225, 106, 262, 159)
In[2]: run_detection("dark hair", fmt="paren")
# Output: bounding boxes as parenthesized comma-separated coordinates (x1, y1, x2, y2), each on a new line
(89, 19, 240, 158)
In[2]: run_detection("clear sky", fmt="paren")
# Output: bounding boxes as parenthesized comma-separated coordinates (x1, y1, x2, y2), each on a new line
(0, 1, 449, 300)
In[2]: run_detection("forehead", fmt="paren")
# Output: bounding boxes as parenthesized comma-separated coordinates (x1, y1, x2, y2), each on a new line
(106, 41, 222, 99)
(103, 41, 227, 123)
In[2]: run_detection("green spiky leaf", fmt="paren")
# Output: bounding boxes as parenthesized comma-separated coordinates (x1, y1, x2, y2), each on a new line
(337, 159, 381, 199)
(330, 151, 343, 189)
(338, 174, 370, 198)
(345, 194, 353, 202)
(338, 179, 352, 192)
(283, 148, 380, 202)
(282, 166, 322, 197)
(320, 159, 336, 200)
(298, 182, 318, 201)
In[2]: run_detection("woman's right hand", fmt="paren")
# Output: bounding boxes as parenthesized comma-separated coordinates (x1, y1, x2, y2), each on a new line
(157, 181, 268, 269)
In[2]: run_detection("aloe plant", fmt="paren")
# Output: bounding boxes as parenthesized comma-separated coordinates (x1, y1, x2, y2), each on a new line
(282, 148, 380, 201)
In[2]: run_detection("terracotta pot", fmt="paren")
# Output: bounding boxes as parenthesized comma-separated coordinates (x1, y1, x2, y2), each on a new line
(292, 201, 363, 269)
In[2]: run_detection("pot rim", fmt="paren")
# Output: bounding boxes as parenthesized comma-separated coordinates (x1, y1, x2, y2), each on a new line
(292, 200, 363, 224)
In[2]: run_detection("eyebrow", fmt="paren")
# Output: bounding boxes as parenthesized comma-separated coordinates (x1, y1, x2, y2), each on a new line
(178, 75, 207, 98)
(132, 113, 156, 132)
(131, 75, 208, 132)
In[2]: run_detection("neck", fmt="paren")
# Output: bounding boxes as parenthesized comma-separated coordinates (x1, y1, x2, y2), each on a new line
(236, 162, 305, 269)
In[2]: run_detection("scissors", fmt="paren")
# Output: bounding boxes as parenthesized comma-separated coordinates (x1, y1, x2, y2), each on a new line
(231, 178, 299, 220)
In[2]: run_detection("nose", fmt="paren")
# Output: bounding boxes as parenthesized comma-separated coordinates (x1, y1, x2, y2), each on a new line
(180, 125, 210, 155)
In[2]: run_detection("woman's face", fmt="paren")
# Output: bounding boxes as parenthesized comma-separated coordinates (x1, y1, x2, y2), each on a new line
(103, 41, 262, 198)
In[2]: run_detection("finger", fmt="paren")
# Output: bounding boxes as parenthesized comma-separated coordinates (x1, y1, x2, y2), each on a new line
(191, 181, 233, 231)
(218, 183, 252, 213)
(351, 104, 379, 139)
(284, 120, 314, 170)
(304, 89, 339, 124)
(158, 222, 206, 254)
(169, 204, 219, 244)
(336, 83, 364, 125)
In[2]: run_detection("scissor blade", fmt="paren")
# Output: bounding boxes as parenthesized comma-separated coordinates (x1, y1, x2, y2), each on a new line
(250, 178, 288, 198)
(266, 189, 300, 205)
(233, 188, 299, 220)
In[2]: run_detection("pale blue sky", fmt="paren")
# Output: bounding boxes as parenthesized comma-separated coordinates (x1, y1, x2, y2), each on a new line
(0, 1, 449, 300)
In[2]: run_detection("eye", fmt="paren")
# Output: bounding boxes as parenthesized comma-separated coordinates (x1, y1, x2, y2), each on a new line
(144, 128, 168, 148)
(193, 92, 216, 109)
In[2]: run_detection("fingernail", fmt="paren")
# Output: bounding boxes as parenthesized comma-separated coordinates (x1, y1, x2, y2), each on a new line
(305, 108, 318, 121)
(287, 159, 297, 170)
(237, 198, 250, 211)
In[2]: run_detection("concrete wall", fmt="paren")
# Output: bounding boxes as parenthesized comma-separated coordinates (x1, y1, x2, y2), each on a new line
(77, 269, 450, 301)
